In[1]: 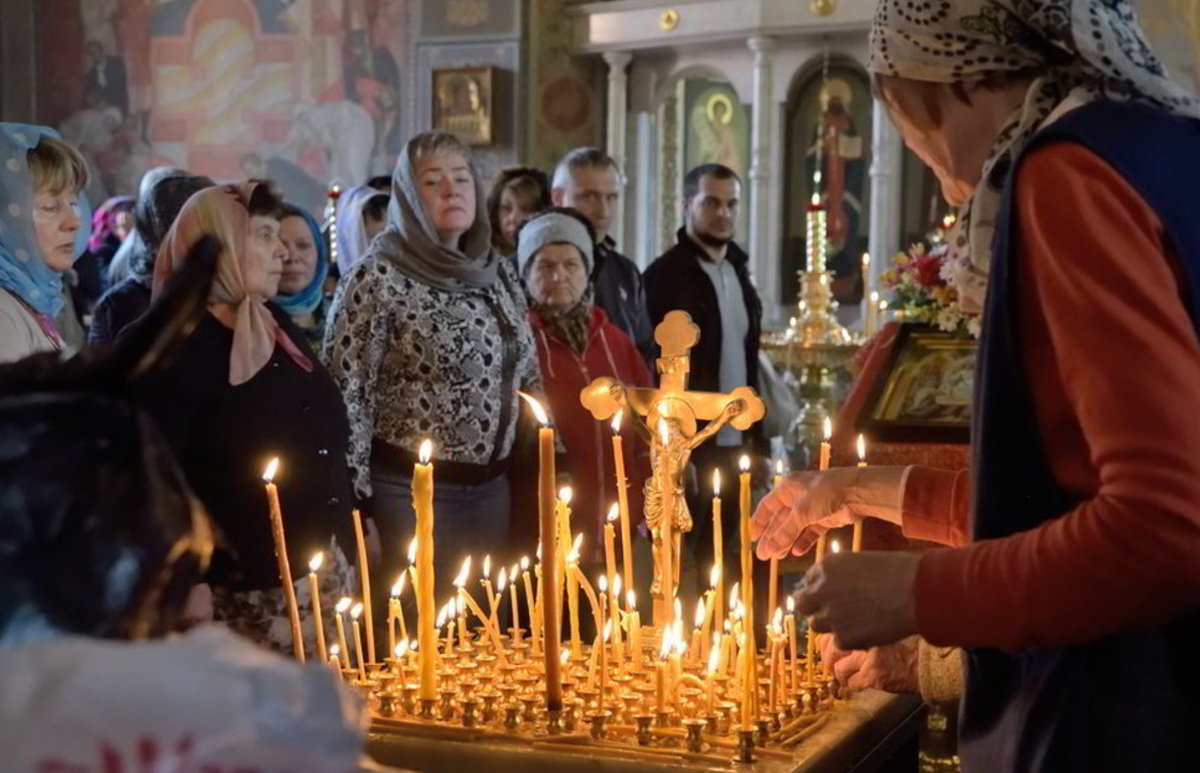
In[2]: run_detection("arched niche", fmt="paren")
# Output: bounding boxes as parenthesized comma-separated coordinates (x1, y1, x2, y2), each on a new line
(650, 65, 751, 255)
(780, 55, 872, 306)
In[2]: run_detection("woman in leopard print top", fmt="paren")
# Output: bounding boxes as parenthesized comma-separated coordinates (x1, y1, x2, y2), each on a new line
(324, 132, 545, 592)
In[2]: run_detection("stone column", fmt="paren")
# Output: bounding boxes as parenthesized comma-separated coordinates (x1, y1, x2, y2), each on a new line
(603, 50, 633, 249)
(867, 96, 903, 297)
(748, 36, 776, 316)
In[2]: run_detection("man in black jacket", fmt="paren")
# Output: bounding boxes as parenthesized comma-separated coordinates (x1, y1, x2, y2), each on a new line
(551, 148, 654, 364)
(644, 163, 769, 604)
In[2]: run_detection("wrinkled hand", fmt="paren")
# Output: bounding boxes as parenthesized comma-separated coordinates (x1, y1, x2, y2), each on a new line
(751, 466, 907, 560)
(819, 633, 920, 694)
(798, 551, 920, 650)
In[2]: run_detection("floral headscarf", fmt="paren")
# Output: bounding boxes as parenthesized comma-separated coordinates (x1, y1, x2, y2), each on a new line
(152, 184, 312, 386)
(869, 0, 1200, 313)
(0, 124, 92, 318)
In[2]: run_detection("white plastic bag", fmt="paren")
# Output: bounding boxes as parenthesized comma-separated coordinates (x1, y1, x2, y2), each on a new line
(0, 625, 367, 773)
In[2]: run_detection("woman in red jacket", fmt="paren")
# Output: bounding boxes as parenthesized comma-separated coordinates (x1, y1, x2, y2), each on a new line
(518, 208, 652, 566)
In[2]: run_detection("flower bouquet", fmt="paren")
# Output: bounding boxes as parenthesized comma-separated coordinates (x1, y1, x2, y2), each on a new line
(880, 232, 981, 339)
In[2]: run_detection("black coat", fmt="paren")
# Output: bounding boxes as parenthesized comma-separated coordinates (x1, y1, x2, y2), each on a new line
(592, 239, 655, 365)
(129, 303, 356, 591)
(89, 277, 151, 345)
(643, 229, 766, 452)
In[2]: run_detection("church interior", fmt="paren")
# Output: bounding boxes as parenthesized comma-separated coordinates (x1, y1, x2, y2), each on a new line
(1, 1, 1199, 772)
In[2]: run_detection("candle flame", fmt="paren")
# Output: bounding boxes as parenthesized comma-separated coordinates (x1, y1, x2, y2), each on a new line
(831, 540, 842, 554)
(606, 503, 619, 523)
(674, 597, 683, 623)
(330, 644, 340, 657)
(613, 573, 622, 596)
(407, 537, 418, 563)
(707, 643, 721, 675)
(694, 599, 706, 628)
(870, 290, 879, 303)
(436, 606, 447, 628)
(862, 252, 871, 267)
(559, 486, 573, 504)
(710, 564, 721, 588)
(729, 583, 740, 610)
(350, 602, 363, 620)
(561, 647, 570, 665)
(880, 300, 889, 311)
(787, 596, 795, 613)
(739, 455, 750, 472)
(521, 556, 530, 571)
(627, 590, 637, 610)
(391, 574, 406, 597)
(604, 620, 612, 642)
(724, 619, 732, 633)
(673, 620, 686, 654)
(396, 640, 409, 658)
(536, 544, 542, 561)
(483, 555, 491, 580)
(336, 597, 352, 614)
(776, 459, 784, 475)
(262, 457, 280, 482)
(418, 439, 433, 464)
(658, 419, 669, 446)
(498, 567, 508, 592)
(448, 597, 458, 617)
(857, 433, 867, 461)
(569, 533, 584, 562)
(774, 607, 783, 626)
(611, 410, 623, 434)
(599, 574, 608, 593)
(712, 468, 721, 495)
(660, 628, 673, 660)
(823, 416, 833, 441)
(518, 392, 549, 425)
(810, 192, 820, 206)
(309, 552, 324, 573)
(454, 556, 472, 587)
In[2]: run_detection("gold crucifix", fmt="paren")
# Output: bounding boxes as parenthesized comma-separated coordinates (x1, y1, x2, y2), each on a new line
(580, 311, 765, 626)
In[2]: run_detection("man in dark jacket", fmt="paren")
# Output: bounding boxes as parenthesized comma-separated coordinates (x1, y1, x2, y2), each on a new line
(551, 148, 654, 364)
(643, 163, 769, 604)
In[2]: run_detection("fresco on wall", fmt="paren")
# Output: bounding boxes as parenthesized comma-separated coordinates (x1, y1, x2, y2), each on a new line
(526, 0, 600, 171)
(44, 0, 409, 214)
(681, 77, 750, 239)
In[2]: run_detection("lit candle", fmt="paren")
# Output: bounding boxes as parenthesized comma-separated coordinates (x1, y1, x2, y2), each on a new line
(738, 455, 755, 730)
(611, 573, 624, 666)
(520, 556, 538, 650)
(600, 619, 611, 705)
(691, 599, 705, 668)
(566, 528, 583, 658)
(454, 557, 471, 648)
(407, 537, 419, 593)
(815, 419, 832, 562)
(334, 597, 352, 669)
(658, 420, 675, 626)
(443, 598, 456, 653)
(455, 557, 509, 666)
(861, 252, 872, 335)
(508, 561, 523, 638)
(701, 565, 718, 662)
(769, 459, 784, 621)
(786, 596, 799, 695)
(853, 434, 868, 552)
(628, 590, 643, 671)
(496, 566, 508, 634)
(329, 644, 343, 680)
(603, 505, 623, 662)
(262, 459, 304, 661)
(868, 291, 880, 337)
(669, 618, 684, 709)
(520, 392, 562, 712)
(611, 411, 635, 607)
(656, 630, 671, 714)
(770, 608, 784, 715)
(412, 440, 437, 702)
(712, 469, 725, 635)
(571, 564, 606, 649)
(392, 574, 409, 645)
(308, 552, 328, 664)
(350, 508, 375, 665)
(350, 602, 366, 681)
(706, 640, 721, 715)
(718, 619, 732, 678)
(481, 555, 498, 630)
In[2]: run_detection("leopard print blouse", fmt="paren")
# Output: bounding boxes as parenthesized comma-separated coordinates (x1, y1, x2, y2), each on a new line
(323, 255, 543, 498)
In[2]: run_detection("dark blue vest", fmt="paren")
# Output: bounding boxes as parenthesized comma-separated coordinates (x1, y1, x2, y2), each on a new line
(966, 101, 1200, 773)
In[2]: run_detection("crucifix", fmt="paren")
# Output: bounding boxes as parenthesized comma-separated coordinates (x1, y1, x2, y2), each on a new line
(581, 311, 765, 627)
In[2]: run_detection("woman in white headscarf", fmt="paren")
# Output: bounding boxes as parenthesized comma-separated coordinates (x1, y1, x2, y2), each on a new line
(752, 2, 1200, 771)
(324, 131, 548, 598)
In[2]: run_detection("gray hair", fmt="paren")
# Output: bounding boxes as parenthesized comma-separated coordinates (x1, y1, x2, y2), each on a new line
(551, 147, 624, 190)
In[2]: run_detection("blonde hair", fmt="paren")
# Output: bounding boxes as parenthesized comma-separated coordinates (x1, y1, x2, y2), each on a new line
(409, 131, 475, 174)
(26, 136, 90, 196)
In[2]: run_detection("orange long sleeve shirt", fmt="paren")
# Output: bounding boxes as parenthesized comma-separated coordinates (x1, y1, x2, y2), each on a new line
(901, 142, 1200, 651)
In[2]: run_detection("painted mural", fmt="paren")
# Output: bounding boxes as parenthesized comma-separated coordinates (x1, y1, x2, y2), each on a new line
(45, 0, 408, 214)
(682, 77, 751, 239)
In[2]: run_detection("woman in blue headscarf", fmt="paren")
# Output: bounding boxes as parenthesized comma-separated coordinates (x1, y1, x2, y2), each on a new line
(0, 124, 92, 364)
(275, 203, 331, 351)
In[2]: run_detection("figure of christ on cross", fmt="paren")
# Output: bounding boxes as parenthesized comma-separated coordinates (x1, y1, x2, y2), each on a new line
(581, 311, 766, 626)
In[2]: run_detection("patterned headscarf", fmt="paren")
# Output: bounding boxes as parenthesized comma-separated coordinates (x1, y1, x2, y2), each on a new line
(0, 124, 92, 318)
(275, 204, 329, 318)
(869, 0, 1200, 312)
(152, 184, 313, 386)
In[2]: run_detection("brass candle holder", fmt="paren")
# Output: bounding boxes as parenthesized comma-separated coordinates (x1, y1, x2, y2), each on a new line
(461, 698, 479, 727)
(755, 718, 772, 746)
(519, 695, 540, 723)
(586, 710, 610, 741)
(634, 714, 655, 746)
(503, 704, 521, 731)
(735, 728, 756, 764)
(418, 697, 437, 720)
(546, 708, 564, 736)
(684, 718, 707, 753)
(440, 689, 458, 721)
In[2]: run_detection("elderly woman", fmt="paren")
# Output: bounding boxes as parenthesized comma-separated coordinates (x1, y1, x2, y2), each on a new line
(72, 194, 133, 317)
(488, 166, 551, 256)
(276, 203, 331, 350)
(518, 208, 650, 562)
(333, 184, 389, 278)
(0, 125, 90, 364)
(325, 131, 546, 592)
(131, 183, 358, 653)
(89, 169, 214, 344)
(752, 1, 1200, 771)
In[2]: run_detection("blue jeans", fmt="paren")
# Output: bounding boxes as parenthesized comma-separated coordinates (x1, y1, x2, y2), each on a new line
(368, 467, 510, 618)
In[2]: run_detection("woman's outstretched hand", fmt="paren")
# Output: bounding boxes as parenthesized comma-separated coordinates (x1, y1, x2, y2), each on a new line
(751, 466, 909, 560)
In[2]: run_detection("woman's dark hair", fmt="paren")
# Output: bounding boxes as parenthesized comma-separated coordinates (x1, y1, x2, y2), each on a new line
(246, 181, 284, 218)
(487, 166, 552, 249)
(362, 193, 390, 224)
